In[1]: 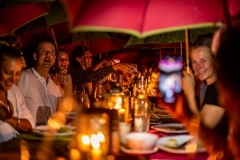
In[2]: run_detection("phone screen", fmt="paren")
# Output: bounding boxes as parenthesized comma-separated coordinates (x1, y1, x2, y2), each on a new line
(158, 58, 183, 103)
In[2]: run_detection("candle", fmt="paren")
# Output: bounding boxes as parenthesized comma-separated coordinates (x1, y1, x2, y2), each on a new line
(91, 134, 102, 160)
(97, 132, 105, 143)
(118, 108, 125, 115)
(78, 134, 90, 152)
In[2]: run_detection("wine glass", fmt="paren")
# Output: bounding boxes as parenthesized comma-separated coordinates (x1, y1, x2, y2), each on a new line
(108, 72, 118, 86)
(94, 85, 105, 102)
(74, 84, 90, 109)
(74, 84, 86, 95)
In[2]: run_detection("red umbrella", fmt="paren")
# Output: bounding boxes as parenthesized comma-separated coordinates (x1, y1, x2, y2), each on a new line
(18, 21, 128, 55)
(61, 0, 240, 38)
(0, 2, 49, 37)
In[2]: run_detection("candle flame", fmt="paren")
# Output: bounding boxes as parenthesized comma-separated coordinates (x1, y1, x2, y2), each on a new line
(82, 135, 91, 145)
(97, 132, 105, 142)
(116, 97, 122, 104)
(47, 118, 60, 130)
(91, 134, 100, 149)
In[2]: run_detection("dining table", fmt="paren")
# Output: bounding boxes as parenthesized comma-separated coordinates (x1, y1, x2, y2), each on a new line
(0, 127, 209, 160)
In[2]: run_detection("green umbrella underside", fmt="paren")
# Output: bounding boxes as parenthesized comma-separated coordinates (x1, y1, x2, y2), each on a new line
(124, 27, 215, 48)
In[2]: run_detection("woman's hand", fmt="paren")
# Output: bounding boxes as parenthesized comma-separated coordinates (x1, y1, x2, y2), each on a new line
(112, 63, 137, 74)
(58, 74, 72, 86)
(162, 93, 192, 125)
(182, 69, 196, 99)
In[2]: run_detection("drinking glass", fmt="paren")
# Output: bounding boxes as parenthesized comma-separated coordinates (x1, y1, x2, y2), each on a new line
(74, 84, 86, 95)
(94, 85, 105, 102)
(74, 84, 90, 109)
(108, 72, 118, 86)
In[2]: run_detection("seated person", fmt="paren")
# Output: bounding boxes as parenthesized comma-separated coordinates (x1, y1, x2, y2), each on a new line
(18, 39, 73, 125)
(69, 46, 136, 94)
(0, 38, 35, 142)
(51, 48, 70, 95)
(164, 34, 229, 158)
(57, 48, 69, 74)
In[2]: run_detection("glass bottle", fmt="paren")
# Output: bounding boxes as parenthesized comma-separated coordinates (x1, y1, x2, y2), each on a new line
(134, 76, 150, 132)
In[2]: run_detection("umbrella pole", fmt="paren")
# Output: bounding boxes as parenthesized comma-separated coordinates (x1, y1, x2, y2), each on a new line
(180, 42, 182, 58)
(185, 29, 190, 74)
(159, 48, 162, 59)
(222, 0, 232, 29)
(50, 27, 58, 53)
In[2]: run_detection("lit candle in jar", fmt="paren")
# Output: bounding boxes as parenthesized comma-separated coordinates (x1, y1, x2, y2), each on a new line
(91, 134, 102, 160)
(97, 131, 108, 155)
(118, 108, 125, 115)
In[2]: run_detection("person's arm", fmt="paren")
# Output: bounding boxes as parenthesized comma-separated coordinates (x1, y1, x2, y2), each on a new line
(5, 117, 32, 132)
(8, 85, 35, 132)
(201, 104, 226, 129)
(91, 59, 109, 71)
(71, 66, 114, 85)
(57, 74, 74, 112)
(182, 70, 201, 116)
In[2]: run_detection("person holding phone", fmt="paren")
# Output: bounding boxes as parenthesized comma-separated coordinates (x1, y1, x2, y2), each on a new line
(162, 34, 229, 157)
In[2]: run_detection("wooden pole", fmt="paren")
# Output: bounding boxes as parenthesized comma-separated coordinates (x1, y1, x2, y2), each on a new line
(159, 48, 162, 59)
(180, 42, 183, 58)
(185, 29, 190, 74)
(222, 0, 231, 29)
(50, 27, 58, 53)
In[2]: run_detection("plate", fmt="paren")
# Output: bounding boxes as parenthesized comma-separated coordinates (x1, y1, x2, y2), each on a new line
(152, 123, 188, 134)
(33, 125, 76, 136)
(65, 112, 76, 118)
(121, 146, 158, 155)
(156, 135, 206, 154)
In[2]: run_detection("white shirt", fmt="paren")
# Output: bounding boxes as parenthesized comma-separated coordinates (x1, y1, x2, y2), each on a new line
(0, 84, 35, 143)
(18, 67, 62, 121)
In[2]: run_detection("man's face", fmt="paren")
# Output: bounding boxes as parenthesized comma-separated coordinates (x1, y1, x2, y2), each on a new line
(58, 51, 69, 72)
(34, 42, 56, 69)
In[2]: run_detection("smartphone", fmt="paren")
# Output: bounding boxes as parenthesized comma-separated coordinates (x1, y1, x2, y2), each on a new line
(158, 58, 183, 103)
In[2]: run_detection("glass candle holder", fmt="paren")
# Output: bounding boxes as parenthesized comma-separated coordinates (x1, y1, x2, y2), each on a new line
(72, 112, 110, 160)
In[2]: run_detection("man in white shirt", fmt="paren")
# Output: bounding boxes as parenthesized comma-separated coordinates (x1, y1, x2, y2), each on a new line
(18, 40, 73, 125)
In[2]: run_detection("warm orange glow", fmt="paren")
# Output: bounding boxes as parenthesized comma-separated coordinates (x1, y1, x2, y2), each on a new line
(91, 134, 100, 149)
(61, 97, 76, 112)
(91, 134, 102, 160)
(77, 134, 90, 152)
(185, 142, 198, 153)
(70, 148, 81, 160)
(82, 135, 91, 145)
(97, 132, 105, 143)
(47, 117, 60, 130)
(21, 140, 30, 160)
(116, 97, 122, 104)
(106, 155, 116, 160)
(118, 108, 125, 114)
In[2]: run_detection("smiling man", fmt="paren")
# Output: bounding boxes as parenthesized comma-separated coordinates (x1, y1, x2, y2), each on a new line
(18, 40, 73, 125)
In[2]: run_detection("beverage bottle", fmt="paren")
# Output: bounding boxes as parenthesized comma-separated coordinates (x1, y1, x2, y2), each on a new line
(134, 75, 150, 132)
